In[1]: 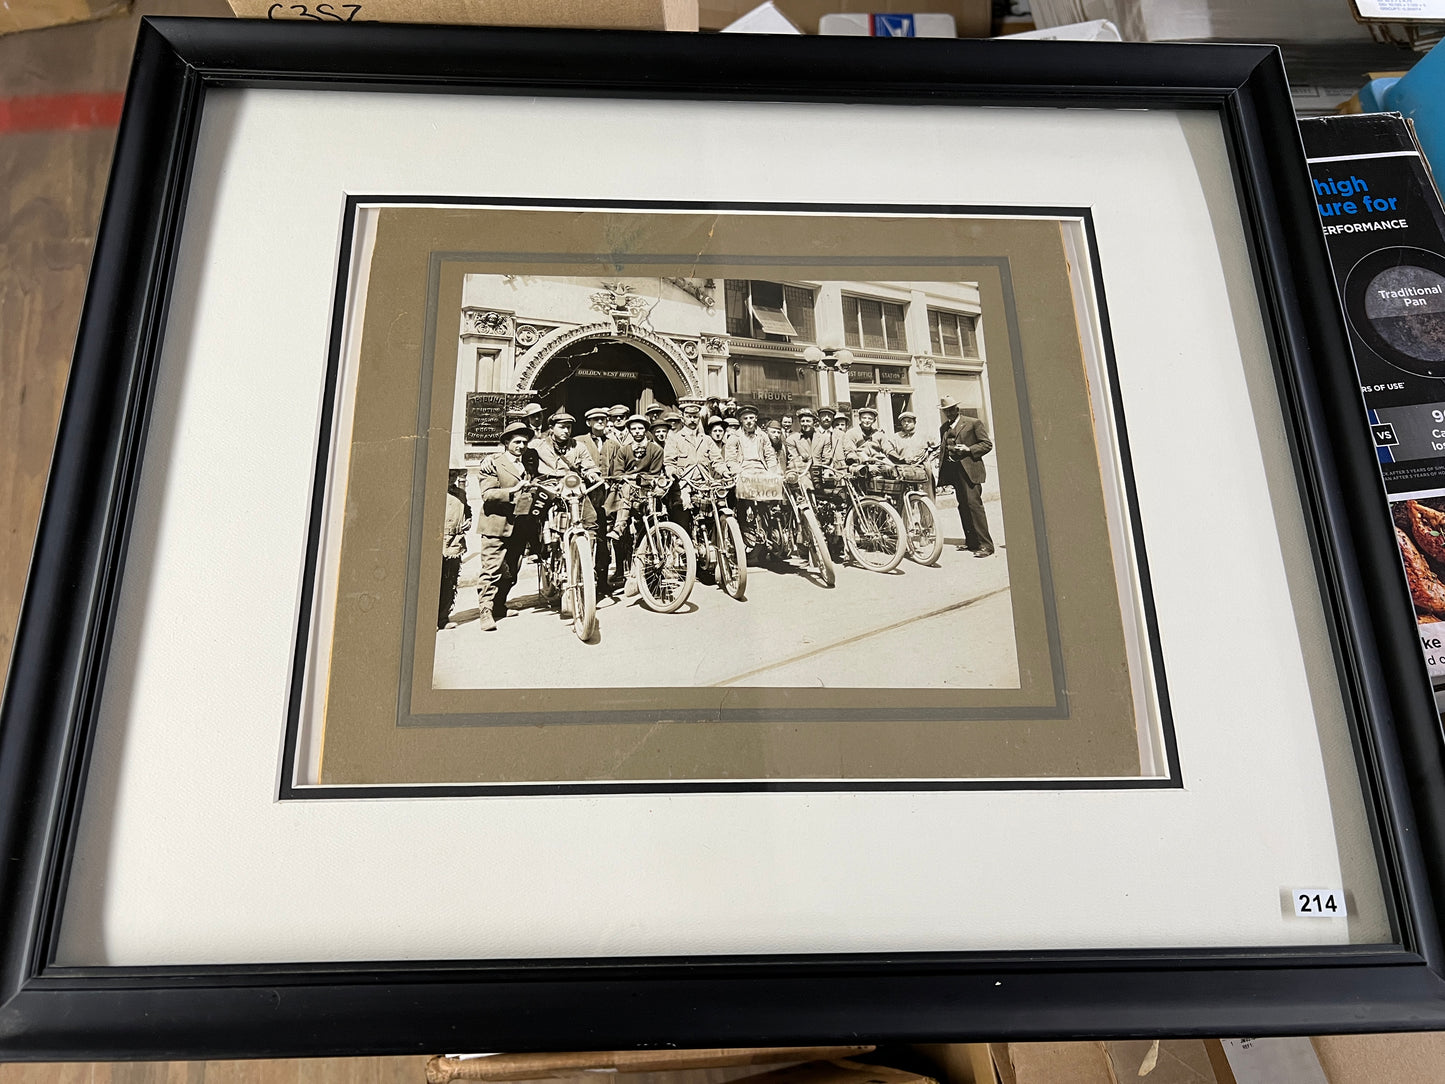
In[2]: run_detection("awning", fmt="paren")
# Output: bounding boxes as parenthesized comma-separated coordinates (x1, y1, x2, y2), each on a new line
(750, 301, 797, 337)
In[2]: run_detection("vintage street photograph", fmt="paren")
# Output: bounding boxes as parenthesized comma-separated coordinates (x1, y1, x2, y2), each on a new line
(304, 204, 1161, 787)
(431, 274, 1016, 690)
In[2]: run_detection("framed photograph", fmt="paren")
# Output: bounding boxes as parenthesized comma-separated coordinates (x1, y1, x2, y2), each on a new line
(3, 16, 1445, 1058)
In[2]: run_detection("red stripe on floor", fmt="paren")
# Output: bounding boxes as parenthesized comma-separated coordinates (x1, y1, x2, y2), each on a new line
(0, 92, 125, 134)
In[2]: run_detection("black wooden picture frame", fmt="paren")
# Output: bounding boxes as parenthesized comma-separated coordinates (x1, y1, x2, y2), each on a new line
(3, 15, 1445, 1059)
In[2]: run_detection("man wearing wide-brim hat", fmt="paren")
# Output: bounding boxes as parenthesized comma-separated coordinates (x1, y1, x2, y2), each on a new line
(474, 420, 539, 631)
(938, 395, 994, 557)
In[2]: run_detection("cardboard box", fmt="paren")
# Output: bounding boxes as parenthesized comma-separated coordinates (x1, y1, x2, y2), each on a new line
(426, 1050, 878, 1084)
(701, 0, 991, 35)
(228, 0, 698, 31)
(993, 1041, 1225, 1084)
(0, 0, 127, 37)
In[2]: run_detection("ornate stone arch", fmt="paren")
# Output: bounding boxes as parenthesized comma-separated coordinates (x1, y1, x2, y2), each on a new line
(513, 321, 702, 398)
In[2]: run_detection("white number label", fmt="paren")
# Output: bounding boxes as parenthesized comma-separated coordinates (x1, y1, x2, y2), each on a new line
(1292, 888, 1347, 917)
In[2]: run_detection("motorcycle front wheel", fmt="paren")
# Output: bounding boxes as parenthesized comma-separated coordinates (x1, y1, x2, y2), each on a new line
(567, 533, 597, 641)
(801, 505, 836, 588)
(717, 512, 747, 600)
(904, 492, 944, 566)
(636, 520, 696, 613)
(844, 498, 907, 573)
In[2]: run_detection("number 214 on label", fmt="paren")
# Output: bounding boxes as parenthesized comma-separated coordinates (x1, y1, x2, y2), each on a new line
(1292, 889, 1347, 917)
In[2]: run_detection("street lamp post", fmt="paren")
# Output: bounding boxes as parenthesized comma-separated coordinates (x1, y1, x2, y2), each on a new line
(801, 344, 854, 410)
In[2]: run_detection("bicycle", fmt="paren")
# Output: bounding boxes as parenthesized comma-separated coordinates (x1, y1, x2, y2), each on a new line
(610, 475, 697, 613)
(682, 472, 747, 601)
(811, 462, 907, 573)
(533, 472, 600, 642)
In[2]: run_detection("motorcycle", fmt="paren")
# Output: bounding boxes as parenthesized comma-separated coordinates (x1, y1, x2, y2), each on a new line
(780, 471, 836, 588)
(869, 447, 944, 566)
(681, 471, 748, 601)
(610, 475, 697, 613)
(811, 460, 907, 574)
(533, 472, 602, 642)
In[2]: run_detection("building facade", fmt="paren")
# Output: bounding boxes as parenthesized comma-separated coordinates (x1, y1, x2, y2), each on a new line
(452, 274, 990, 468)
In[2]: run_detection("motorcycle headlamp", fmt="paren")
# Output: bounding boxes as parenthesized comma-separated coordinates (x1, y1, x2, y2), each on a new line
(561, 471, 583, 494)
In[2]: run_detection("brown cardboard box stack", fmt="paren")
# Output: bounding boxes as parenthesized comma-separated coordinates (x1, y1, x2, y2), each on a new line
(0, 0, 126, 36)
(698, 0, 990, 34)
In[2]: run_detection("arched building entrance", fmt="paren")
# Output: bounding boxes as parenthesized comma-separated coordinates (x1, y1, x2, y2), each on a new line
(532, 338, 677, 421)
(517, 322, 702, 421)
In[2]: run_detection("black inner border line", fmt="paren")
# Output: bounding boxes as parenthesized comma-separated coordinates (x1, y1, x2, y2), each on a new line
(279, 197, 1180, 799)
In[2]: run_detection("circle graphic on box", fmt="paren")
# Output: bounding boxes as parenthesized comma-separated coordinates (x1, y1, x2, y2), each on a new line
(1345, 246, 1445, 377)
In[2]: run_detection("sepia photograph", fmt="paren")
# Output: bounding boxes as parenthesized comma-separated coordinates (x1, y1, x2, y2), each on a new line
(296, 203, 1168, 788)
(432, 274, 1015, 691)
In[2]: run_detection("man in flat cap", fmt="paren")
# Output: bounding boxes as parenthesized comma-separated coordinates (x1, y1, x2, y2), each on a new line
(664, 399, 725, 532)
(842, 404, 891, 472)
(605, 414, 668, 593)
(938, 395, 994, 557)
(474, 421, 538, 631)
(795, 405, 846, 476)
(531, 409, 601, 532)
(606, 403, 631, 444)
(725, 404, 780, 556)
(887, 410, 937, 498)
(577, 406, 620, 593)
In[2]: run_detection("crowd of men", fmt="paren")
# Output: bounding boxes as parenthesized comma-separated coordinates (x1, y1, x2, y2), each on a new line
(440, 394, 995, 632)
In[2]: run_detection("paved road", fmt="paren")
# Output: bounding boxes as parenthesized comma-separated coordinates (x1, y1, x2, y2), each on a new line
(433, 493, 1014, 691)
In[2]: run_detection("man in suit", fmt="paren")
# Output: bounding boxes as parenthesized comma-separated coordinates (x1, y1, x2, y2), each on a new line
(576, 407, 619, 594)
(474, 421, 540, 631)
(937, 395, 994, 557)
(663, 399, 724, 532)
(606, 414, 668, 596)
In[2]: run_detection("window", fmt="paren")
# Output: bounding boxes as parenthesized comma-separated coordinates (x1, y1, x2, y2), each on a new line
(724, 280, 816, 341)
(843, 295, 908, 352)
(783, 285, 816, 342)
(850, 390, 877, 413)
(928, 309, 979, 358)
